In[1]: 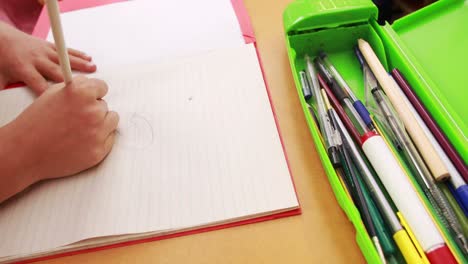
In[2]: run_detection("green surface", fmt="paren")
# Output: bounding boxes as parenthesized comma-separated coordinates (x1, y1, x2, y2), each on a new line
(385, 0, 468, 163)
(283, 0, 377, 34)
(283, 0, 468, 263)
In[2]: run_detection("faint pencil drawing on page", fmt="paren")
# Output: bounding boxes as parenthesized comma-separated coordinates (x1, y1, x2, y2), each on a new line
(116, 112, 154, 149)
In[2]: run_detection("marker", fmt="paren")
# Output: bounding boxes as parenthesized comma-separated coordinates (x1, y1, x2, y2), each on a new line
(376, 76, 468, 254)
(358, 39, 457, 264)
(356, 45, 468, 254)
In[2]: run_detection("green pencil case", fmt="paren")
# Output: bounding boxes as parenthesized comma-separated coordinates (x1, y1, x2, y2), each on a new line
(282, 0, 468, 263)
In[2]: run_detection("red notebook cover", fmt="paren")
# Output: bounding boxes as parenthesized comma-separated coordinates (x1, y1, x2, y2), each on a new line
(9, 1, 301, 263)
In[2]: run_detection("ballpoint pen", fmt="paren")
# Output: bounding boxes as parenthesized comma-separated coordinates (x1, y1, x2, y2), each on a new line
(355, 42, 468, 255)
(382, 76, 468, 254)
(321, 89, 386, 264)
(318, 75, 425, 264)
(305, 55, 340, 167)
(299, 71, 312, 100)
(391, 69, 468, 213)
(376, 73, 468, 254)
(357, 39, 458, 263)
(319, 51, 375, 131)
(314, 57, 370, 137)
(358, 39, 449, 183)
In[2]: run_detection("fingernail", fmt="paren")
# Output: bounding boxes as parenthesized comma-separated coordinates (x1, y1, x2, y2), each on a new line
(83, 53, 92, 60)
(86, 61, 96, 68)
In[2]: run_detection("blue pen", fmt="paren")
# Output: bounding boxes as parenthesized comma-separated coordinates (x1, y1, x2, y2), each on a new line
(449, 182, 468, 216)
(319, 51, 375, 131)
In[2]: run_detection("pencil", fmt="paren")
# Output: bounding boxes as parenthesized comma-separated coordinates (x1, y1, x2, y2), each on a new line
(391, 69, 468, 183)
(46, 0, 72, 84)
(357, 39, 449, 182)
(358, 39, 458, 263)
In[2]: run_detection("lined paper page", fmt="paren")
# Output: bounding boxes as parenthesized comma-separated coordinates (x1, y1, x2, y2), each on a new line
(0, 44, 298, 259)
(46, 0, 246, 68)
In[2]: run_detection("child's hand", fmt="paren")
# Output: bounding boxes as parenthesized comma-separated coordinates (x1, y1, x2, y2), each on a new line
(0, 22, 97, 94)
(0, 75, 118, 202)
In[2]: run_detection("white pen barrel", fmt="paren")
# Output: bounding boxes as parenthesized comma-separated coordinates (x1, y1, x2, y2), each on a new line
(361, 135, 444, 251)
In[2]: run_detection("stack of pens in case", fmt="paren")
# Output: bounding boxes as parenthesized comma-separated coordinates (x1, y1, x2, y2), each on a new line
(300, 39, 468, 264)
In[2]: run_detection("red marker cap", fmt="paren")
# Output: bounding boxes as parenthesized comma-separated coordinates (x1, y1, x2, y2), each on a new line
(360, 131, 378, 145)
(426, 245, 457, 264)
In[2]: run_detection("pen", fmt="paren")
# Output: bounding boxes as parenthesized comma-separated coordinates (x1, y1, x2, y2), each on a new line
(319, 51, 375, 131)
(357, 39, 457, 263)
(318, 75, 424, 263)
(392, 69, 468, 208)
(374, 75, 468, 254)
(392, 69, 468, 183)
(299, 71, 312, 100)
(305, 55, 340, 167)
(46, 0, 72, 84)
(358, 39, 449, 182)
(331, 106, 424, 264)
(315, 57, 370, 135)
(355, 44, 468, 253)
(322, 89, 386, 264)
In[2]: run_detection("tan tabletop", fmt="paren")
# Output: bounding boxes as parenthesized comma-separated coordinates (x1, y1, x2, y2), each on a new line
(39, 0, 366, 263)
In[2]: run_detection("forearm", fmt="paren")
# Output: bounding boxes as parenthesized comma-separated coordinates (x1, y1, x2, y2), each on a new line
(0, 123, 36, 203)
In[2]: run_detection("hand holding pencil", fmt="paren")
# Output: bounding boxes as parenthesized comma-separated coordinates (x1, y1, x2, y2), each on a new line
(0, 0, 119, 203)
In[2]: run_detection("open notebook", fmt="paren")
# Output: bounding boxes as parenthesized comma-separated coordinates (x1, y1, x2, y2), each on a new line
(0, 44, 298, 262)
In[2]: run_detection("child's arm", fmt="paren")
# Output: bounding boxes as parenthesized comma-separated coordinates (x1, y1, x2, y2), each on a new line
(0, 21, 96, 93)
(0, 76, 119, 203)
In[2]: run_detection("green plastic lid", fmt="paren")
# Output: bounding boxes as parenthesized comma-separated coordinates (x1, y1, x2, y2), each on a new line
(283, 0, 377, 34)
(390, 0, 468, 162)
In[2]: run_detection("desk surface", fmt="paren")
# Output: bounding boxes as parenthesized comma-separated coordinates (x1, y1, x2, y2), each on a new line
(39, 0, 366, 263)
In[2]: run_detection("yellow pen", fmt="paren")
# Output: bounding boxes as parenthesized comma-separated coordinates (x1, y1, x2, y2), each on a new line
(397, 213, 429, 264)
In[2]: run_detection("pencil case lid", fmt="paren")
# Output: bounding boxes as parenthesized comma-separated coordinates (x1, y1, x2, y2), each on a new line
(283, 0, 377, 35)
(380, 0, 468, 162)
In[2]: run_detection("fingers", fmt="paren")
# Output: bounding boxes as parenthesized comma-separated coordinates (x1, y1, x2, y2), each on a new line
(90, 78, 108, 99)
(94, 99, 109, 121)
(67, 48, 92, 61)
(20, 67, 48, 94)
(47, 49, 96, 73)
(36, 59, 64, 83)
(70, 56, 96, 73)
(101, 111, 119, 159)
(102, 132, 117, 158)
(103, 111, 120, 135)
(48, 43, 92, 61)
